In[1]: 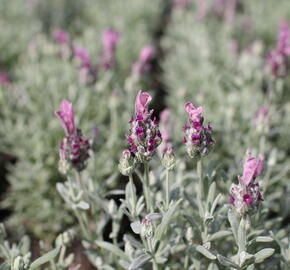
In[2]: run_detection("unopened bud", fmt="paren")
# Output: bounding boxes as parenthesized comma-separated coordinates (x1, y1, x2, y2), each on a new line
(56, 229, 76, 246)
(140, 218, 153, 239)
(162, 147, 176, 170)
(118, 149, 136, 176)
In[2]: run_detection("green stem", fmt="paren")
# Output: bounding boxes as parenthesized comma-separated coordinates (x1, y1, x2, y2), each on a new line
(129, 174, 137, 219)
(259, 134, 266, 155)
(143, 163, 152, 212)
(147, 238, 159, 270)
(74, 209, 90, 240)
(58, 245, 66, 265)
(75, 171, 82, 188)
(197, 159, 203, 200)
(165, 169, 170, 210)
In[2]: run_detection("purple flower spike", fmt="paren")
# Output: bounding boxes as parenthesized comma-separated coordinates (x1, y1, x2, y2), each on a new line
(55, 99, 76, 135)
(125, 91, 162, 163)
(133, 46, 155, 77)
(74, 47, 91, 69)
(229, 151, 264, 216)
(53, 29, 70, 45)
(268, 20, 290, 78)
(183, 102, 214, 158)
(101, 29, 120, 70)
(56, 100, 91, 173)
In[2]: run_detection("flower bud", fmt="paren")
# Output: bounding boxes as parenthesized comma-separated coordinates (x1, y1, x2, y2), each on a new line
(56, 229, 76, 247)
(125, 91, 162, 163)
(183, 103, 214, 158)
(118, 150, 136, 176)
(162, 147, 176, 170)
(140, 218, 153, 239)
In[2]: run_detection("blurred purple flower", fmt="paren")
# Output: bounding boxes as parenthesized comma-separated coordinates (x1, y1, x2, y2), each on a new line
(101, 29, 120, 70)
(53, 29, 70, 45)
(268, 20, 290, 78)
(133, 46, 155, 77)
(0, 72, 11, 85)
(74, 47, 92, 69)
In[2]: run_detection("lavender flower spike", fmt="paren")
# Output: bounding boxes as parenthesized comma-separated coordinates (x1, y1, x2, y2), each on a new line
(101, 29, 120, 70)
(183, 102, 214, 158)
(55, 99, 76, 135)
(55, 100, 90, 173)
(53, 29, 70, 45)
(132, 46, 155, 77)
(126, 91, 161, 163)
(268, 20, 290, 77)
(229, 151, 264, 215)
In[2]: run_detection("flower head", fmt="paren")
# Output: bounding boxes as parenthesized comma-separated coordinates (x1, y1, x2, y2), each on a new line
(229, 151, 264, 215)
(125, 91, 161, 163)
(53, 29, 70, 45)
(74, 47, 91, 69)
(183, 102, 214, 158)
(268, 20, 290, 77)
(132, 46, 155, 77)
(101, 29, 120, 70)
(55, 100, 90, 173)
(118, 149, 136, 176)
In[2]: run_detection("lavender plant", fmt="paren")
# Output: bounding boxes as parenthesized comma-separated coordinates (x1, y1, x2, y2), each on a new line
(0, 0, 290, 269)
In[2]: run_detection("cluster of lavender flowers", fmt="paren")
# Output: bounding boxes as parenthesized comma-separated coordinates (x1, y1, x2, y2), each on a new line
(229, 151, 264, 215)
(126, 91, 162, 163)
(183, 102, 215, 158)
(268, 21, 290, 78)
(53, 29, 120, 84)
(55, 100, 90, 173)
(119, 91, 162, 175)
